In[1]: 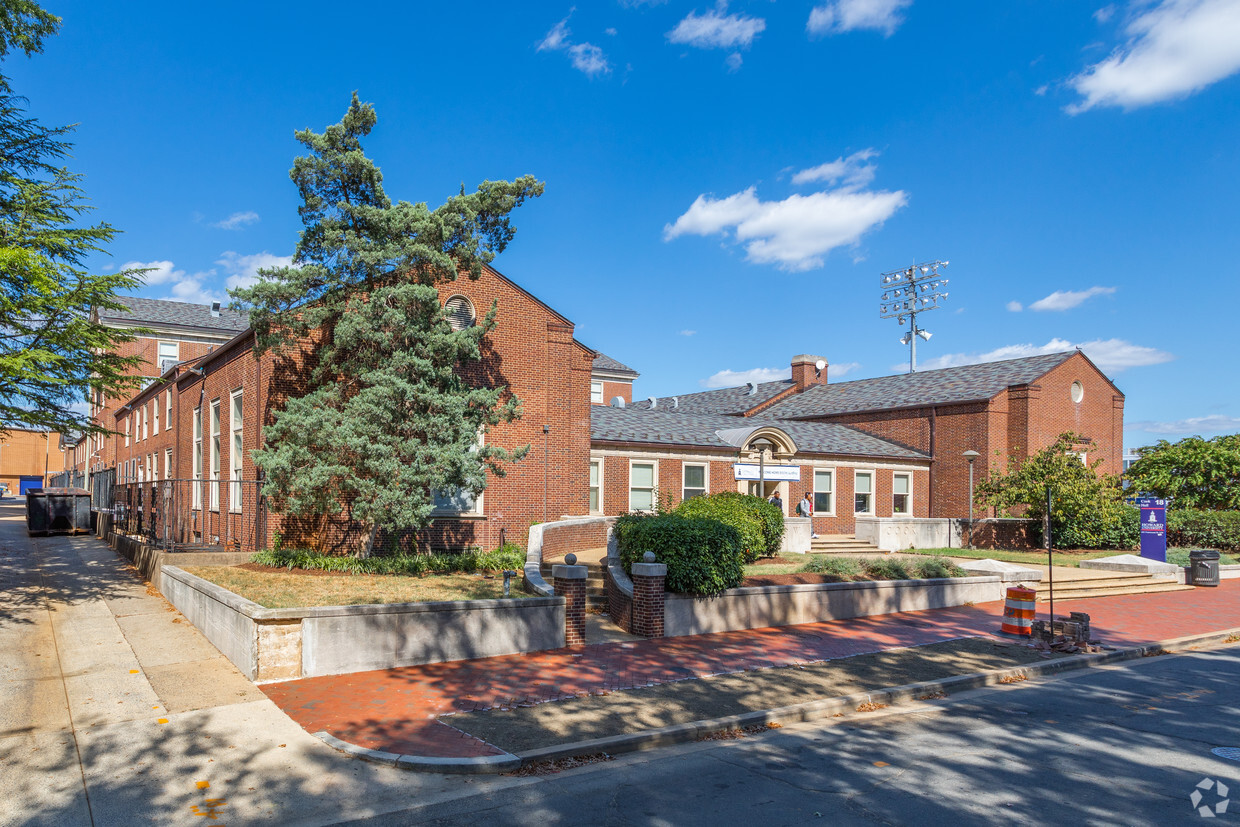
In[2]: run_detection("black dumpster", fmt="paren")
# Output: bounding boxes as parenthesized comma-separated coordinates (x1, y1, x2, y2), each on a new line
(26, 487, 92, 536)
(1189, 549, 1221, 587)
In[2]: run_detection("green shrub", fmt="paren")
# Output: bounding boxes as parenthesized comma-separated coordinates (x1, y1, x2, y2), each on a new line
(861, 558, 912, 581)
(250, 546, 524, 576)
(674, 491, 784, 562)
(614, 512, 744, 596)
(798, 556, 862, 578)
(1168, 509, 1240, 551)
(912, 556, 968, 579)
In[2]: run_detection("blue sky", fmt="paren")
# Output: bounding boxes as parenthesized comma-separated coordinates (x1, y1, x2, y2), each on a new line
(11, 0, 1240, 450)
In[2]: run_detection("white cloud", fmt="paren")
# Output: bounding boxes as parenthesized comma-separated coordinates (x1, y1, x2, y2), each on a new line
(830, 361, 861, 377)
(1006, 300, 1024, 312)
(668, 2, 766, 50)
(725, 52, 743, 72)
(211, 211, 260, 230)
(790, 149, 879, 188)
(701, 366, 789, 388)
(1127, 414, 1240, 435)
(1028, 285, 1116, 311)
(663, 154, 908, 271)
(807, 0, 913, 36)
(122, 260, 182, 286)
(911, 338, 1174, 374)
(1068, 0, 1240, 113)
(1094, 4, 1117, 23)
(217, 251, 293, 292)
(538, 13, 611, 76)
(679, 329, 697, 336)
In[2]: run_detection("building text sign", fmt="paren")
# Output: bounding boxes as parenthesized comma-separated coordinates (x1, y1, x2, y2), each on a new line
(733, 463, 801, 482)
(1136, 497, 1167, 563)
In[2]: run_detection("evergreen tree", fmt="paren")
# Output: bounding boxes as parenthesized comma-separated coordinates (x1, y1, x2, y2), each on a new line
(231, 95, 543, 553)
(0, 1, 146, 436)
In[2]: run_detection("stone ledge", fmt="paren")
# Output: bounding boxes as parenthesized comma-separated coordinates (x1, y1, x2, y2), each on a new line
(1079, 554, 1180, 575)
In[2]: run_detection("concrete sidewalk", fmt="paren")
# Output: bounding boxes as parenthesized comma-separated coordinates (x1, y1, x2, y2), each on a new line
(0, 502, 502, 826)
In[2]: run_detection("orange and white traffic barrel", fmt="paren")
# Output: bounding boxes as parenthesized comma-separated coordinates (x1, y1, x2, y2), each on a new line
(1000, 586, 1036, 636)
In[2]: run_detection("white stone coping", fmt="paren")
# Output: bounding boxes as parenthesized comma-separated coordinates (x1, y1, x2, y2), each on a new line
(631, 562, 668, 577)
(161, 565, 562, 620)
(955, 558, 1044, 582)
(1078, 554, 1180, 575)
(551, 564, 588, 580)
(663, 574, 1002, 600)
(523, 515, 614, 597)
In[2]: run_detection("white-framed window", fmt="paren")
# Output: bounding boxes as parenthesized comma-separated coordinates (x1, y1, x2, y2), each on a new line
(229, 390, 243, 512)
(124, 416, 130, 447)
(629, 460, 657, 512)
(153, 398, 159, 435)
(209, 400, 221, 510)
(813, 468, 834, 515)
(589, 458, 602, 514)
(590, 380, 604, 405)
(166, 390, 172, 428)
(141, 406, 148, 441)
(893, 472, 911, 515)
(192, 406, 203, 509)
(854, 470, 874, 515)
(158, 341, 179, 373)
(431, 431, 484, 515)
(682, 463, 707, 501)
(150, 454, 157, 482)
(164, 448, 172, 481)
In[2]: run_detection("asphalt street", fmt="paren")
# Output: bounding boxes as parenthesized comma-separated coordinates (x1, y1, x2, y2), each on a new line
(342, 646, 1240, 826)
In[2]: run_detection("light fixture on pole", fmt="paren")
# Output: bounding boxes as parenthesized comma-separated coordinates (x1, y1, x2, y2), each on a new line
(750, 437, 777, 500)
(962, 450, 980, 549)
(879, 259, 950, 374)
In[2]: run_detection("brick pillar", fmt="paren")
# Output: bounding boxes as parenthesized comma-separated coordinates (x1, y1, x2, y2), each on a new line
(553, 563, 588, 646)
(630, 562, 667, 638)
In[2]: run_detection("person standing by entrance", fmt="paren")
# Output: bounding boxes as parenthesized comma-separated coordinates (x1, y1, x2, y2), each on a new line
(768, 491, 783, 513)
(798, 492, 817, 538)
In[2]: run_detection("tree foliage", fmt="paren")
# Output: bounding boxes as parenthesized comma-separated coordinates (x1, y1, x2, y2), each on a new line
(230, 94, 544, 551)
(975, 432, 1136, 550)
(0, 2, 146, 436)
(1125, 434, 1240, 511)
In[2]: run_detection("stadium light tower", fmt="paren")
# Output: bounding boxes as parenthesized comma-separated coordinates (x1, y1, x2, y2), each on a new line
(879, 259, 950, 374)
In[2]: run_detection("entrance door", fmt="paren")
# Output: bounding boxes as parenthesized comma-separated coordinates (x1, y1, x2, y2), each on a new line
(19, 476, 43, 495)
(744, 480, 787, 514)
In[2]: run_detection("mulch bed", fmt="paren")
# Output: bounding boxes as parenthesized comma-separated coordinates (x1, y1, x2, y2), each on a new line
(742, 572, 859, 586)
(231, 562, 502, 580)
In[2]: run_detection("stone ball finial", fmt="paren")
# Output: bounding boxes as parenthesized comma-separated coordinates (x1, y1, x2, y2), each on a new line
(565, 553, 578, 566)
(643, 551, 656, 564)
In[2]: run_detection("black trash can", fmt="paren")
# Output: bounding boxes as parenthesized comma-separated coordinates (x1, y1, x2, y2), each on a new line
(1189, 549, 1221, 587)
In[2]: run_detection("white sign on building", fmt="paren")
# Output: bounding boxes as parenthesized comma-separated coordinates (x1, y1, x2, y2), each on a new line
(732, 463, 801, 482)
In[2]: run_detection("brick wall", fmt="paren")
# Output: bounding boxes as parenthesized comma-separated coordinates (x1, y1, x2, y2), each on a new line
(540, 520, 611, 562)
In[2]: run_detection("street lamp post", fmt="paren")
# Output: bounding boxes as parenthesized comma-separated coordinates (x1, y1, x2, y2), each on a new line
(962, 450, 980, 549)
(750, 437, 777, 501)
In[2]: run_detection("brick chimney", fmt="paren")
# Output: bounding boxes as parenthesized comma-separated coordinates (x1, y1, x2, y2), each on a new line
(791, 354, 828, 391)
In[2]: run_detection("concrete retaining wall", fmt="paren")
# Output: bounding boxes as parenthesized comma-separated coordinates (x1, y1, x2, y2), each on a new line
(110, 531, 252, 583)
(160, 565, 566, 682)
(663, 575, 1003, 637)
(781, 517, 812, 555)
(854, 517, 1039, 552)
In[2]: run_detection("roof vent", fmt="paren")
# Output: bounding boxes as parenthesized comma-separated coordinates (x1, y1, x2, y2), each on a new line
(648, 397, 657, 409)
(610, 397, 626, 408)
(746, 382, 758, 396)
(671, 397, 679, 409)
(210, 300, 221, 317)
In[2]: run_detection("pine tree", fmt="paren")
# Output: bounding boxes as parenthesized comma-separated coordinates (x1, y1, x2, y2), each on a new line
(0, 2, 146, 437)
(231, 95, 544, 553)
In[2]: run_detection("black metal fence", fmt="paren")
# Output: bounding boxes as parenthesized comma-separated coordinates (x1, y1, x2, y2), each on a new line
(112, 478, 267, 553)
(91, 468, 115, 511)
(48, 471, 86, 489)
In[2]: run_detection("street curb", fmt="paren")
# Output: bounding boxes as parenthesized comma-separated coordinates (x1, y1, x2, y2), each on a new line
(316, 626, 1240, 774)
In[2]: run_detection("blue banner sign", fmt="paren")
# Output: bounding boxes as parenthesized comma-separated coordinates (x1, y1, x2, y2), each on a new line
(1136, 497, 1167, 563)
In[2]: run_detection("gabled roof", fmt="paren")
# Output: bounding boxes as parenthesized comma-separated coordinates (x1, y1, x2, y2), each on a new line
(635, 352, 1079, 420)
(591, 352, 639, 378)
(98, 296, 250, 334)
(592, 406, 928, 460)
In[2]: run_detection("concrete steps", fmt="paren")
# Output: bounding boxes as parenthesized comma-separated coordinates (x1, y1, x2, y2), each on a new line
(540, 562, 608, 609)
(1036, 573, 1192, 601)
(810, 535, 882, 555)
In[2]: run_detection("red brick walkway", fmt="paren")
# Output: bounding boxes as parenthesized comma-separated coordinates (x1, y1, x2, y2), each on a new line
(261, 582, 1240, 759)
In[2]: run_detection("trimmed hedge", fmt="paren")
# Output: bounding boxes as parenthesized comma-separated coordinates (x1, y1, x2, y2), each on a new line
(250, 545, 524, 576)
(1168, 509, 1240, 551)
(614, 512, 745, 596)
(674, 491, 784, 562)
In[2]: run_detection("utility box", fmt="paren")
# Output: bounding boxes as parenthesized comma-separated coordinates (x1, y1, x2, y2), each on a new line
(1189, 549, 1221, 587)
(26, 488, 92, 536)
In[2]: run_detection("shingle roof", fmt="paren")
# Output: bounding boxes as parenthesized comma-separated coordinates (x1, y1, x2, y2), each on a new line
(592, 406, 928, 460)
(762, 352, 1078, 418)
(99, 296, 249, 334)
(631, 380, 793, 415)
(592, 352, 639, 377)
(634, 352, 1078, 420)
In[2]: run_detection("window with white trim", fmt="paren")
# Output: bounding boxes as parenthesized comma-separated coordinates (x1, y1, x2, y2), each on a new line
(682, 463, 707, 501)
(229, 390, 243, 512)
(165, 448, 172, 481)
(166, 390, 172, 429)
(209, 400, 221, 510)
(192, 406, 203, 509)
(124, 416, 130, 447)
(431, 431, 484, 514)
(813, 469, 834, 515)
(854, 471, 874, 515)
(153, 397, 159, 435)
(158, 341, 179, 373)
(893, 472, 911, 515)
(590, 380, 604, 405)
(150, 453, 157, 482)
(629, 461, 656, 512)
(589, 459, 602, 514)
(141, 406, 148, 441)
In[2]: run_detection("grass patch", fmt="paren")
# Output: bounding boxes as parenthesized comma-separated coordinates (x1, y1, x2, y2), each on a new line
(180, 566, 534, 608)
(1167, 548, 1238, 566)
(251, 545, 524, 576)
